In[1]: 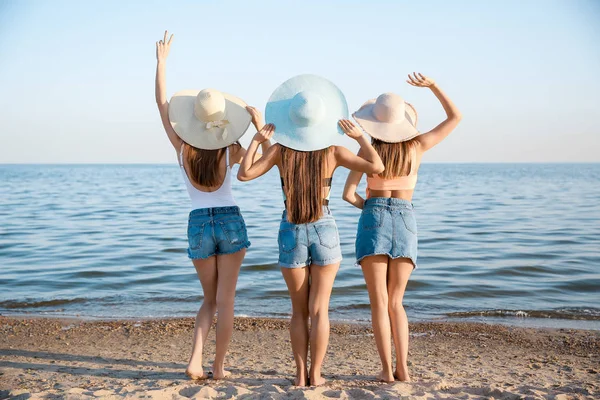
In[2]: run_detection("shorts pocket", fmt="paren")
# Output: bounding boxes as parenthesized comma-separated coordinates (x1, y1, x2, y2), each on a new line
(400, 210, 417, 235)
(219, 217, 248, 245)
(188, 223, 206, 250)
(314, 223, 339, 249)
(359, 208, 384, 230)
(278, 227, 298, 253)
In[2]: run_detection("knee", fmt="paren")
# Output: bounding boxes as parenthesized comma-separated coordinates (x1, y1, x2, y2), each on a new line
(291, 307, 309, 321)
(216, 295, 234, 312)
(370, 291, 389, 312)
(309, 303, 328, 320)
(388, 296, 405, 314)
(201, 297, 217, 313)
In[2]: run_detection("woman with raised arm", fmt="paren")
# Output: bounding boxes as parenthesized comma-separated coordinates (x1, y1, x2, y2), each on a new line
(155, 31, 269, 381)
(343, 73, 462, 382)
(237, 75, 384, 387)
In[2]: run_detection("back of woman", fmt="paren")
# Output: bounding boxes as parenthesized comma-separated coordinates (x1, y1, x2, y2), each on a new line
(343, 73, 462, 383)
(237, 74, 384, 386)
(154, 30, 269, 381)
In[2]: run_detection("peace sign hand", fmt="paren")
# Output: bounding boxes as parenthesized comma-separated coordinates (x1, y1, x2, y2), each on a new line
(156, 30, 174, 62)
(407, 72, 435, 88)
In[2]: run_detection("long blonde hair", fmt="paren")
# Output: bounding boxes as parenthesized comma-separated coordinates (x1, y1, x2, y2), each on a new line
(372, 138, 418, 178)
(183, 142, 239, 187)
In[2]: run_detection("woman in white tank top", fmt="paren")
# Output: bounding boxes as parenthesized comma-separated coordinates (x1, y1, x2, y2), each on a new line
(155, 31, 270, 381)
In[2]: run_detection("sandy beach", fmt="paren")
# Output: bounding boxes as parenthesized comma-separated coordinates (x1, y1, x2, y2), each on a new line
(0, 316, 598, 399)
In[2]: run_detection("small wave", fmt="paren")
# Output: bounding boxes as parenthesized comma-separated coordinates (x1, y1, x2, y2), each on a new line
(447, 308, 600, 321)
(0, 298, 88, 309)
(334, 303, 371, 311)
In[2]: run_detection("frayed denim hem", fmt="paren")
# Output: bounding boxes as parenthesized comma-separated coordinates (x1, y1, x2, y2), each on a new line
(310, 256, 343, 266)
(355, 253, 417, 269)
(279, 261, 309, 269)
(187, 241, 251, 260)
(279, 256, 342, 269)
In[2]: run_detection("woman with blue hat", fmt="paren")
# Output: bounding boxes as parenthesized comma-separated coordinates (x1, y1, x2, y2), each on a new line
(238, 74, 384, 386)
(154, 31, 270, 381)
(343, 73, 462, 382)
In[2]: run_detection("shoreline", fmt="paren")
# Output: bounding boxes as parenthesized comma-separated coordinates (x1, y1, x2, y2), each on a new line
(2, 311, 599, 332)
(2, 316, 599, 399)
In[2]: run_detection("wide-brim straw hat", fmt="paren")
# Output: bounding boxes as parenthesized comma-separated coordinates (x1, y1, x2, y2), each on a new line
(353, 93, 419, 143)
(168, 88, 252, 150)
(265, 74, 349, 151)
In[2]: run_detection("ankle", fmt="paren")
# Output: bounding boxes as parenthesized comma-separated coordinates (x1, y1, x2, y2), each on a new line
(187, 356, 203, 366)
(213, 361, 225, 372)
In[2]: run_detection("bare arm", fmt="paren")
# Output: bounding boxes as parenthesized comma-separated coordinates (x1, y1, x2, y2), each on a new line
(237, 124, 278, 181)
(155, 31, 182, 150)
(229, 106, 271, 166)
(335, 119, 384, 174)
(408, 73, 462, 152)
(343, 169, 365, 209)
(247, 105, 271, 158)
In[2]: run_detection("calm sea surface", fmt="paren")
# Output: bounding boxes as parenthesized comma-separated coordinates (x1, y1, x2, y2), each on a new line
(1, 164, 599, 329)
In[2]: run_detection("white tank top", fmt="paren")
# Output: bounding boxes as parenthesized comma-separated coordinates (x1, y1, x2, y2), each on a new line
(178, 144, 237, 210)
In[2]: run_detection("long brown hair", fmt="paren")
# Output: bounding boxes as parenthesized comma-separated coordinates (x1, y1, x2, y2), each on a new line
(280, 146, 329, 224)
(183, 143, 238, 187)
(372, 138, 418, 179)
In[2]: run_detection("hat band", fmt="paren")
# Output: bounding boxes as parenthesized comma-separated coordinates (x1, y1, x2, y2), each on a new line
(206, 120, 229, 130)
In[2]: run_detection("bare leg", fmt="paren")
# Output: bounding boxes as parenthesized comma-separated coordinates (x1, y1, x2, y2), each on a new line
(308, 262, 339, 386)
(361, 255, 394, 382)
(186, 256, 218, 380)
(212, 249, 245, 379)
(281, 267, 310, 386)
(388, 258, 413, 382)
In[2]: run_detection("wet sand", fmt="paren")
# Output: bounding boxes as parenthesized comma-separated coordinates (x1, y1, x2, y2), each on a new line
(1, 316, 598, 399)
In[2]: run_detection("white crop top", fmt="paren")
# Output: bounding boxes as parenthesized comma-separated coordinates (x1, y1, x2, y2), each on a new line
(178, 144, 237, 210)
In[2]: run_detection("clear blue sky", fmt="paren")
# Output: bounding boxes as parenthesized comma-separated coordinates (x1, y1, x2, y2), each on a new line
(0, 0, 599, 163)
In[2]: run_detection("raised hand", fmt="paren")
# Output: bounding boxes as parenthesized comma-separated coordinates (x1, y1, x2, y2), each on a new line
(407, 72, 435, 88)
(156, 30, 174, 62)
(254, 123, 275, 143)
(246, 106, 265, 131)
(338, 119, 364, 140)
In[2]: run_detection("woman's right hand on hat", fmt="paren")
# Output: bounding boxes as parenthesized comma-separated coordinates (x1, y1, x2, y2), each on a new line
(156, 30, 174, 62)
(253, 123, 275, 143)
(338, 119, 364, 140)
(246, 106, 265, 131)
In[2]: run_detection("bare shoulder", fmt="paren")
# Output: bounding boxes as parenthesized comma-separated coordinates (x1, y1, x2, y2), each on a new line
(229, 142, 243, 155)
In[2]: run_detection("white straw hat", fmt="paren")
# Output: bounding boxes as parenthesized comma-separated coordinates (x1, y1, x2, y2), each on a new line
(168, 89, 252, 150)
(353, 93, 419, 143)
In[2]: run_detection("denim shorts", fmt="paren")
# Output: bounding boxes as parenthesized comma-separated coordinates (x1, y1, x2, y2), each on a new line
(278, 206, 343, 268)
(355, 198, 418, 268)
(187, 206, 251, 260)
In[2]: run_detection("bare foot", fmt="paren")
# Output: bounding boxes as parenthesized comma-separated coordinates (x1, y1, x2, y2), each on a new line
(378, 370, 395, 383)
(294, 370, 309, 386)
(212, 369, 231, 380)
(185, 367, 208, 380)
(310, 376, 326, 387)
(394, 369, 412, 382)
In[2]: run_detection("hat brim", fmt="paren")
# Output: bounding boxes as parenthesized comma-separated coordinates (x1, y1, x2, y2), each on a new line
(266, 74, 349, 151)
(353, 99, 419, 143)
(168, 90, 252, 150)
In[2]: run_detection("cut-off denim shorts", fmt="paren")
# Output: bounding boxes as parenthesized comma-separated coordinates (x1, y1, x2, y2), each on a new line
(355, 198, 418, 268)
(278, 206, 343, 268)
(187, 206, 251, 260)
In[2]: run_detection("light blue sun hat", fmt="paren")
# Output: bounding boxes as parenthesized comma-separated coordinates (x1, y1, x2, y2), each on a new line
(265, 74, 349, 151)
